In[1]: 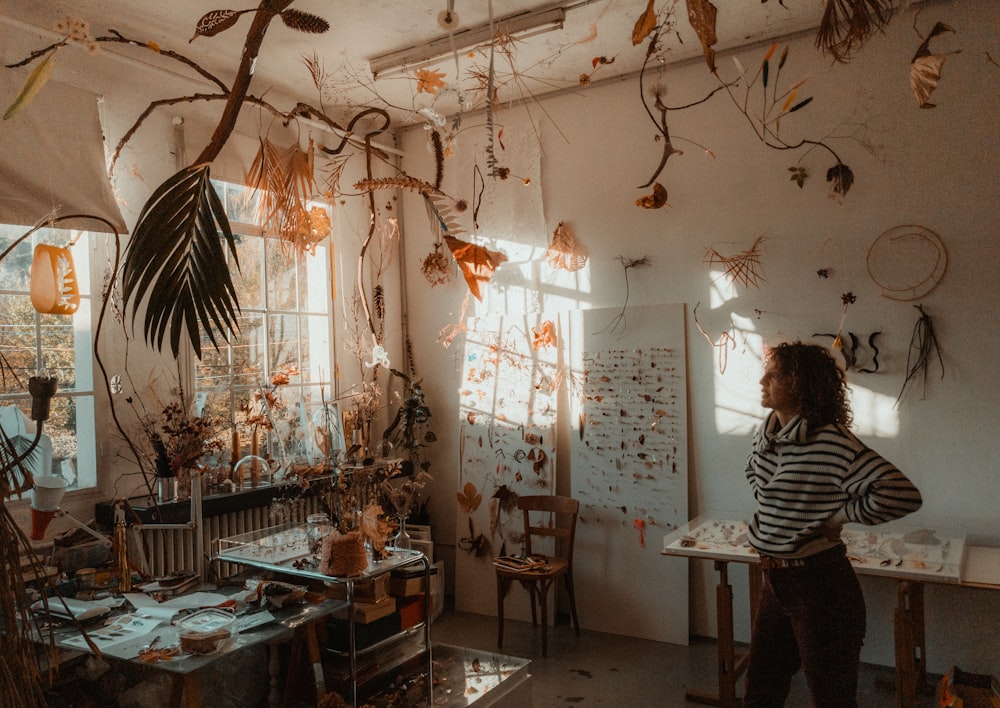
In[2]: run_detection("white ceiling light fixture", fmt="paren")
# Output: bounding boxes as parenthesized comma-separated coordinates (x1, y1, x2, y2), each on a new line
(368, 6, 567, 80)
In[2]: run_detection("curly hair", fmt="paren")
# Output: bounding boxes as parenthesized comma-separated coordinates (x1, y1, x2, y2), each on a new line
(767, 342, 853, 427)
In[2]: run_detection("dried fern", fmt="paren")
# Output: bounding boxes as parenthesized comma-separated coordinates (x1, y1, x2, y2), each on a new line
(354, 175, 441, 195)
(816, 0, 894, 63)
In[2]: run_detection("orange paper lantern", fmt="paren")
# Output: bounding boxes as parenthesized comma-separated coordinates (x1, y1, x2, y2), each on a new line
(30, 244, 80, 315)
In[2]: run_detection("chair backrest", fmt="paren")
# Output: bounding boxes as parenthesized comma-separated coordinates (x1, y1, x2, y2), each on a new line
(517, 495, 579, 566)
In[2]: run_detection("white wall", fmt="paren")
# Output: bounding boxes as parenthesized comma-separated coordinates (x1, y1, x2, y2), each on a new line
(397, 0, 1000, 674)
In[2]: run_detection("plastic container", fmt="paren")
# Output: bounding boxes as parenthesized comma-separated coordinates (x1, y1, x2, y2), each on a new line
(176, 608, 235, 654)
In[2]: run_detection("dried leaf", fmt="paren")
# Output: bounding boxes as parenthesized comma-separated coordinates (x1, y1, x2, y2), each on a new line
(545, 221, 588, 272)
(457, 482, 482, 513)
(415, 67, 447, 94)
(632, 0, 658, 46)
(635, 182, 669, 209)
(191, 9, 243, 41)
(686, 0, 719, 72)
(910, 22, 956, 109)
(443, 235, 508, 301)
(4, 51, 56, 120)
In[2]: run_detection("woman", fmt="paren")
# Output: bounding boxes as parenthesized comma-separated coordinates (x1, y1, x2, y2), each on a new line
(744, 342, 922, 707)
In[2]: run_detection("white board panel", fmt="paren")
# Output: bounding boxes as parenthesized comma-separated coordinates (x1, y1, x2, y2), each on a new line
(567, 304, 689, 644)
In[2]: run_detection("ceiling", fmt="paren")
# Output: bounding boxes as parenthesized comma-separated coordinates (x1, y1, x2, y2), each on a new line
(3, 1, 838, 132)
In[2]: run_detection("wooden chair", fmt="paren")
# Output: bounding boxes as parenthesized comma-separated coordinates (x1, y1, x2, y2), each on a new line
(495, 494, 580, 657)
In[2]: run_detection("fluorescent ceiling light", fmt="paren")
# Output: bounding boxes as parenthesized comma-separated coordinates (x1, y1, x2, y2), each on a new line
(369, 7, 566, 79)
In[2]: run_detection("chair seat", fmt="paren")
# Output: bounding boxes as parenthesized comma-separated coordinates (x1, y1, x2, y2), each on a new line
(495, 556, 567, 580)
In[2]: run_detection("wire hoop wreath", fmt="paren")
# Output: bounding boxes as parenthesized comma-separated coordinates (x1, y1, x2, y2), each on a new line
(866, 225, 947, 301)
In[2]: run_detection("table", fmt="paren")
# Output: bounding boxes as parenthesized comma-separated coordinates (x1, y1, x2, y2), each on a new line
(214, 522, 433, 707)
(661, 515, 996, 708)
(40, 589, 341, 707)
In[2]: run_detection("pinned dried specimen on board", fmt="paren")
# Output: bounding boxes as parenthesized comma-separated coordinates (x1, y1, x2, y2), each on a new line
(443, 235, 508, 301)
(704, 236, 768, 290)
(910, 21, 958, 108)
(457, 481, 483, 513)
(545, 221, 588, 272)
(816, 0, 894, 63)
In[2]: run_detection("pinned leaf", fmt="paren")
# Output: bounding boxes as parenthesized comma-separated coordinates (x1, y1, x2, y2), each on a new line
(457, 482, 482, 513)
(443, 235, 508, 300)
(686, 0, 719, 72)
(632, 0, 657, 46)
(4, 52, 56, 120)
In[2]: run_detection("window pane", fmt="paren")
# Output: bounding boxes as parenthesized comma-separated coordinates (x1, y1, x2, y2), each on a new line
(40, 314, 77, 387)
(266, 239, 298, 311)
(233, 234, 264, 309)
(232, 312, 266, 388)
(0, 225, 32, 290)
(300, 243, 331, 313)
(268, 314, 300, 371)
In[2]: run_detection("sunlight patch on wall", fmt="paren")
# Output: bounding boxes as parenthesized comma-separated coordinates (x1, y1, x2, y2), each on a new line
(712, 327, 764, 435)
(848, 384, 900, 438)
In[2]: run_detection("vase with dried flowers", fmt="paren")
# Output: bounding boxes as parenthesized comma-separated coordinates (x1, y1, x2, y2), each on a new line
(240, 365, 300, 484)
(135, 399, 225, 502)
(381, 470, 432, 550)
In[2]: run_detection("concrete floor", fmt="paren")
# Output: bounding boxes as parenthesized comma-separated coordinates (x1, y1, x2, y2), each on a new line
(431, 607, 938, 707)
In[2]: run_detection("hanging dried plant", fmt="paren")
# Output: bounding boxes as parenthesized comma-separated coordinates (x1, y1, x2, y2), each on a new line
(421, 243, 453, 287)
(245, 136, 319, 251)
(355, 175, 440, 195)
(599, 255, 651, 337)
(704, 236, 768, 290)
(895, 304, 943, 407)
(635, 182, 669, 209)
(279, 9, 330, 34)
(443, 235, 508, 301)
(910, 21, 958, 108)
(816, 0, 894, 63)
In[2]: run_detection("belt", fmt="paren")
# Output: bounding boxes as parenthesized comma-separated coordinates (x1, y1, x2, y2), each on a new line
(756, 544, 846, 571)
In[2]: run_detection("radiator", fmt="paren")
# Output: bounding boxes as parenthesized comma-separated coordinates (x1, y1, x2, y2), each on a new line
(138, 476, 323, 581)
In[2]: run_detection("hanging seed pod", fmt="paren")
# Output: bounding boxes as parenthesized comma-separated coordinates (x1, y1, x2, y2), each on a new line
(280, 9, 330, 34)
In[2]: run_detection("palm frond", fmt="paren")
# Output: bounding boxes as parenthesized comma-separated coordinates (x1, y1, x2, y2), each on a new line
(123, 163, 241, 359)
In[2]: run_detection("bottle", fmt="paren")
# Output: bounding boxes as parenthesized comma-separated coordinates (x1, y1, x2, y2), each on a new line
(306, 512, 332, 556)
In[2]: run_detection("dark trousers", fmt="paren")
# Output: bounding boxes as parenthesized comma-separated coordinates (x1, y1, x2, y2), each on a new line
(744, 550, 866, 708)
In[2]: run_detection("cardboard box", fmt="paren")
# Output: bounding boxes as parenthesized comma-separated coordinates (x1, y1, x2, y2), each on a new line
(938, 667, 1000, 708)
(325, 574, 388, 602)
(398, 595, 426, 629)
(387, 563, 439, 598)
(330, 595, 396, 624)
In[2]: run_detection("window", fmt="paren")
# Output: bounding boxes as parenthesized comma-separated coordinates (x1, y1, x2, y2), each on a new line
(0, 224, 98, 492)
(194, 181, 336, 467)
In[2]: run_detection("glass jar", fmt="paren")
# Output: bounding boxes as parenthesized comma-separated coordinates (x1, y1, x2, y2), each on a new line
(306, 512, 332, 555)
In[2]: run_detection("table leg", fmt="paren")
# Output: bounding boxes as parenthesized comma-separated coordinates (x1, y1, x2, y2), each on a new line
(685, 560, 747, 708)
(893, 580, 927, 708)
(168, 673, 200, 708)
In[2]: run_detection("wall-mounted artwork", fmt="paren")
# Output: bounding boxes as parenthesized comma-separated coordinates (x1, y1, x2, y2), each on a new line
(455, 314, 559, 619)
(567, 304, 688, 644)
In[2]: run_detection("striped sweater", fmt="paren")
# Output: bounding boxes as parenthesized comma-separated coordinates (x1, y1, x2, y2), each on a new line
(745, 412, 923, 558)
